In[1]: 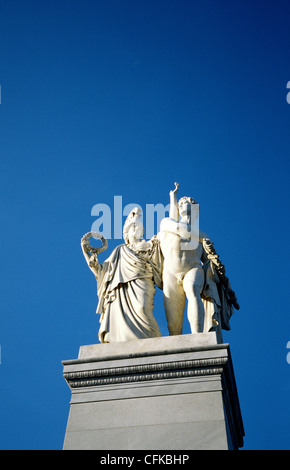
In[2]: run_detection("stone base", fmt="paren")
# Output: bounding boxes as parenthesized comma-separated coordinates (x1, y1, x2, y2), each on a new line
(62, 333, 244, 450)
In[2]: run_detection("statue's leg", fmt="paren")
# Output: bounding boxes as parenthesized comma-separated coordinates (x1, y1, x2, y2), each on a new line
(183, 267, 205, 333)
(163, 270, 186, 335)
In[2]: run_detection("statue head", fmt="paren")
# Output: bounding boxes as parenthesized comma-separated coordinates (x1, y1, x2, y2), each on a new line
(178, 196, 199, 218)
(123, 207, 144, 245)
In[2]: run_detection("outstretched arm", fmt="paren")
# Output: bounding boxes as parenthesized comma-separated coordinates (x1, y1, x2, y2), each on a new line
(169, 182, 179, 221)
(81, 240, 100, 278)
(159, 182, 180, 236)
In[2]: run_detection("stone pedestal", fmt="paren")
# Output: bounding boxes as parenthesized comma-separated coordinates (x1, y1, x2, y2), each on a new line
(62, 333, 244, 450)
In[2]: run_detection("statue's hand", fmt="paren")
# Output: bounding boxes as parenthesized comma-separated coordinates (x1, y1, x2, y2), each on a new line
(170, 182, 179, 196)
(89, 254, 99, 268)
(81, 238, 90, 252)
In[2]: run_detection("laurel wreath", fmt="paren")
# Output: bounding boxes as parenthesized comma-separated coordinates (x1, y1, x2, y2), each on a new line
(81, 231, 108, 254)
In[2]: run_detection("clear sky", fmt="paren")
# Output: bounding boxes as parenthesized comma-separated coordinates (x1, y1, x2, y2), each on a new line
(0, 0, 290, 450)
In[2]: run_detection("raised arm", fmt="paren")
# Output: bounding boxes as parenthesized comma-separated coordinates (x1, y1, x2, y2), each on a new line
(169, 182, 179, 221)
(81, 239, 100, 278)
(159, 183, 180, 236)
(81, 232, 108, 279)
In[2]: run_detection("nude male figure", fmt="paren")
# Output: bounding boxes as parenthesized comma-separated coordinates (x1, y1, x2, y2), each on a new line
(159, 183, 208, 335)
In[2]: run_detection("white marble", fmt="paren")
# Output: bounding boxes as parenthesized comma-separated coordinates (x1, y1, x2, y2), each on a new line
(77, 331, 220, 361)
(81, 208, 163, 343)
(160, 182, 239, 336)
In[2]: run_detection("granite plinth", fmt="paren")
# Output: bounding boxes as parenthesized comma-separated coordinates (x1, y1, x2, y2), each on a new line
(62, 333, 244, 450)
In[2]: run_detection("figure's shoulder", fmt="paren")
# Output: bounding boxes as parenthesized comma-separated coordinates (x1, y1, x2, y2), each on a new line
(106, 243, 125, 260)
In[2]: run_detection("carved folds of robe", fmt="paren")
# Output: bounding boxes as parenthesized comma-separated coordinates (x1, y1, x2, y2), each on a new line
(95, 238, 163, 343)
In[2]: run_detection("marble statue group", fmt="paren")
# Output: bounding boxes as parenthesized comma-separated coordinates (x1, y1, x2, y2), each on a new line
(81, 183, 239, 343)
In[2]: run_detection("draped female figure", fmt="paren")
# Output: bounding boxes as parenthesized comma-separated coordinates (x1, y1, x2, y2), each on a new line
(81, 208, 163, 343)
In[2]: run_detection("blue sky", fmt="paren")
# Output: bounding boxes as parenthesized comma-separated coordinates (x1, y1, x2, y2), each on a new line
(0, 0, 290, 449)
